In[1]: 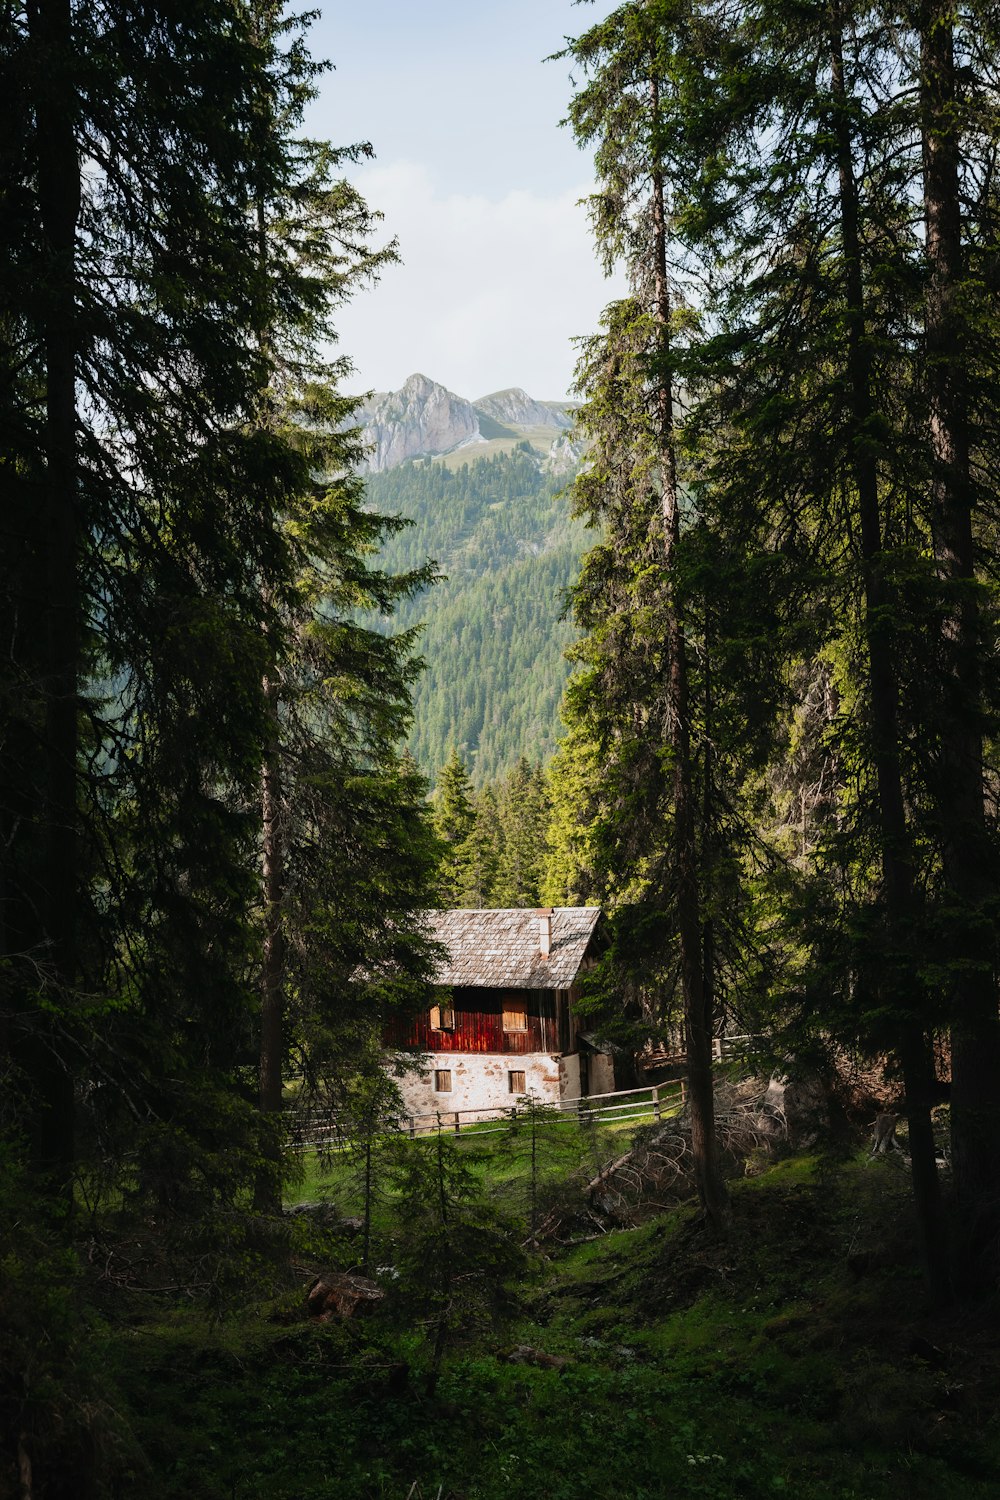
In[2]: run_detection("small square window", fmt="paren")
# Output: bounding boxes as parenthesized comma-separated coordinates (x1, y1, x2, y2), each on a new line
(508, 1070, 526, 1095)
(503, 1003, 527, 1032)
(434, 1069, 452, 1093)
(430, 1003, 456, 1031)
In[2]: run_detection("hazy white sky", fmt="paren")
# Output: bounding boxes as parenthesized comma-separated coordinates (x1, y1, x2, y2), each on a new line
(306, 0, 622, 400)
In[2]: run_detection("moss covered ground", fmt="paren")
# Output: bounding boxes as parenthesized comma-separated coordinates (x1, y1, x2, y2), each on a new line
(95, 1145, 1000, 1500)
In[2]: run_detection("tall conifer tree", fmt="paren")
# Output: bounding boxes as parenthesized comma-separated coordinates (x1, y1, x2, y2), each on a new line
(560, 0, 730, 1232)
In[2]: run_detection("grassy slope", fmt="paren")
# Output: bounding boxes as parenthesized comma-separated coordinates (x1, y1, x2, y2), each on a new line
(111, 1150, 1000, 1500)
(432, 424, 567, 470)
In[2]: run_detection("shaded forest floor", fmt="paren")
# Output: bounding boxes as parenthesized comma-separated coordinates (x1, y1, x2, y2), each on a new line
(94, 1149, 1000, 1500)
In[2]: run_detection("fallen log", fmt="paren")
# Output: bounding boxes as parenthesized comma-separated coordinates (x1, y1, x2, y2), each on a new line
(584, 1147, 638, 1198)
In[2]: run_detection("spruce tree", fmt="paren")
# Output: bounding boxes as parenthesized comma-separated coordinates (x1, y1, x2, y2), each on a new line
(432, 750, 476, 905)
(494, 758, 549, 907)
(916, 0, 1000, 1261)
(688, 0, 950, 1295)
(464, 785, 503, 907)
(238, 1, 438, 1207)
(0, 0, 438, 1230)
(560, 0, 730, 1233)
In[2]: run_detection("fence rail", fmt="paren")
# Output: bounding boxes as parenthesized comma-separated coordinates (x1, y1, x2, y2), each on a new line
(291, 1077, 688, 1152)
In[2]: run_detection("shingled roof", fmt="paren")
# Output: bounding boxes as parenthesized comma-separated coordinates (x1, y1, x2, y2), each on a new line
(424, 907, 601, 990)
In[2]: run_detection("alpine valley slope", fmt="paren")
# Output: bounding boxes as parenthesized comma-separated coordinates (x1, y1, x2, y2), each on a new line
(360, 375, 590, 783)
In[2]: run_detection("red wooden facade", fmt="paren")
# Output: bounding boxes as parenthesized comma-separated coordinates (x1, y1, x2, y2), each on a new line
(386, 986, 574, 1056)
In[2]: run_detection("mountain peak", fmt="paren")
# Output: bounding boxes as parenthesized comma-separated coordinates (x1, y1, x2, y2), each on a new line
(355, 375, 577, 474)
(473, 387, 573, 431)
(357, 376, 480, 472)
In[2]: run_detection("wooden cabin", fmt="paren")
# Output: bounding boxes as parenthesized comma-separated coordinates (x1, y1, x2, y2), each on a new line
(386, 906, 610, 1119)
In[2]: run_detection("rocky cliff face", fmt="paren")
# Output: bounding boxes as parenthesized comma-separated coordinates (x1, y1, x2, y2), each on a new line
(356, 373, 481, 472)
(355, 373, 580, 474)
(473, 387, 573, 430)
(542, 433, 587, 476)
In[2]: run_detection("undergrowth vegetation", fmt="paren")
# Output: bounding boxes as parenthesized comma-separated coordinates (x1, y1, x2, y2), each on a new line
(46, 1138, 1000, 1500)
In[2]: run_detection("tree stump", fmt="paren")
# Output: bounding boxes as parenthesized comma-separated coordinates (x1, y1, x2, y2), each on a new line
(870, 1112, 900, 1155)
(306, 1271, 385, 1320)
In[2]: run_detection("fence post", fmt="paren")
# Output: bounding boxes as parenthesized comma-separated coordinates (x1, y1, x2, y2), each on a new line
(409, 1114, 415, 1139)
(653, 1084, 661, 1123)
(454, 1111, 460, 1134)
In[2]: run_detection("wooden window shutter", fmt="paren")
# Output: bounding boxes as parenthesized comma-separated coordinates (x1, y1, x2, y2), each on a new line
(503, 1000, 527, 1032)
(434, 1070, 452, 1093)
(508, 1070, 526, 1094)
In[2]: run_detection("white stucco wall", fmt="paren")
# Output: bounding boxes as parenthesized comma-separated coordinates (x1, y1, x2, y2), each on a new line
(392, 1051, 563, 1125)
(558, 1052, 581, 1101)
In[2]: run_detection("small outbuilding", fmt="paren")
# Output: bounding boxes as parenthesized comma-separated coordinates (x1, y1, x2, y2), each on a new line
(385, 906, 612, 1120)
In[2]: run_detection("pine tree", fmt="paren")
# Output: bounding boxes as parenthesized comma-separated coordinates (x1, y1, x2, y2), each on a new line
(560, 1, 731, 1233)
(916, 0, 1000, 1262)
(494, 758, 549, 907)
(683, 0, 951, 1295)
(0, 0, 436, 1231)
(542, 723, 602, 907)
(464, 785, 503, 907)
(432, 750, 476, 905)
(236, 1, 438, 1208)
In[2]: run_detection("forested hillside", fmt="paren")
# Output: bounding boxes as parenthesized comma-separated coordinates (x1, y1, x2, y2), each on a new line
(365, 446, 590, 780)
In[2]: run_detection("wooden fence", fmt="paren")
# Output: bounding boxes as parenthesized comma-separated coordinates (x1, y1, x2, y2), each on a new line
(291, 1077, 688, 1153)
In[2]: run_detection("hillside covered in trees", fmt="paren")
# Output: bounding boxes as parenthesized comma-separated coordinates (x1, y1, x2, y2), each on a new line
(366, 447, 590, 780)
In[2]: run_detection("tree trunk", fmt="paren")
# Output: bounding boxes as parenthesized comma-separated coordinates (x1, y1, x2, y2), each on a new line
(27, 0, 81, 1200)
(256, 670, 285, 1211)
(829, 17, 948, 1302)
(650, 77, 729, 1235)
(253, 138, 285, 1211)
(920, 0, 1000, 1268)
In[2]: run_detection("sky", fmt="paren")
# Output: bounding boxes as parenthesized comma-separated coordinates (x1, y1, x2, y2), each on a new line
(305, 0, 622, 402)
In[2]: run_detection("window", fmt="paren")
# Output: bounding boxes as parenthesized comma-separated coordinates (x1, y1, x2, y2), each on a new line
(430, 1003, 456, 1031)
(502, 1001, 527, 1032)
(508, 1070, 526, 1094)
(434, 1070, 452, 1093)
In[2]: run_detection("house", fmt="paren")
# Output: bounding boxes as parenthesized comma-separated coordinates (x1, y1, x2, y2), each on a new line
(386, 906, 611, 1120)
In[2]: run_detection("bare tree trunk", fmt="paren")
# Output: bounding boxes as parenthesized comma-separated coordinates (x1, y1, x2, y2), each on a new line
(256, 670, 285, 1210)
(829, 18, 948, 1302)
(252, 128, 285, 1211)
(27, 0, 80, 1200)
(650, 77, 728, 1235)
(920, 0, 1000, 1266)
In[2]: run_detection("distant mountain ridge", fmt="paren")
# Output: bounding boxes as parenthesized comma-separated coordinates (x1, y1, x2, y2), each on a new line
(473, 387, 572, 431)
(356, 373, 580, 474)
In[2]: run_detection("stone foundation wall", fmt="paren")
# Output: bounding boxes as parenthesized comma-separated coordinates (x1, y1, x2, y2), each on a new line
(391, 1051, 563, 1124)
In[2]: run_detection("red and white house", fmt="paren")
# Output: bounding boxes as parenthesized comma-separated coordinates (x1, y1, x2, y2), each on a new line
(385, 906, 612, 1118)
